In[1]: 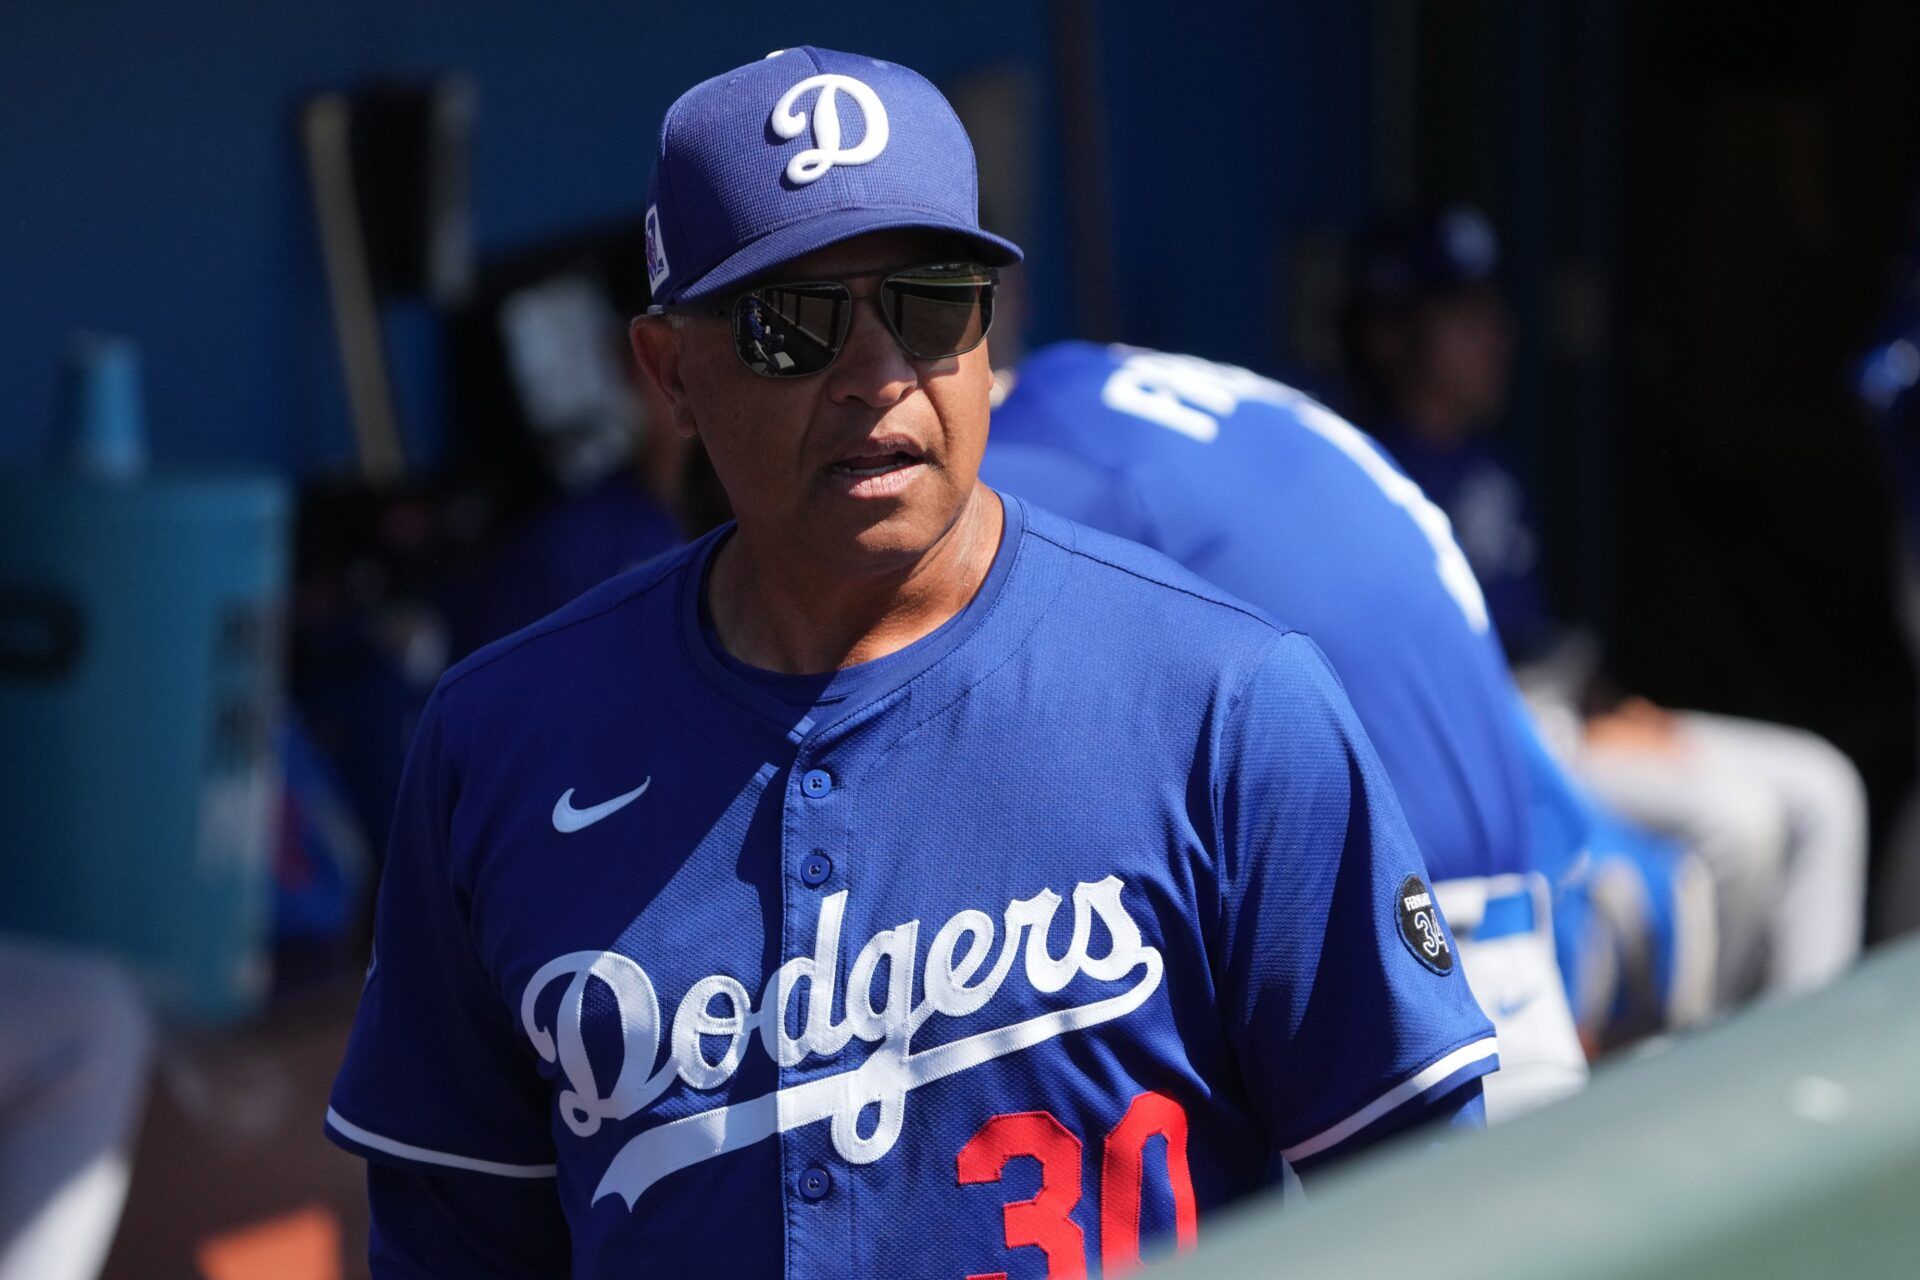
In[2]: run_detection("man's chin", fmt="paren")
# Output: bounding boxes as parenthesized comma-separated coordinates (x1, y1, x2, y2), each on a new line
(803, 478, 975, 574)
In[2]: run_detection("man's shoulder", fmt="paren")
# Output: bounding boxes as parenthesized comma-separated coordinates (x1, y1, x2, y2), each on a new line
(1017, 501, 1295, 653)
(435, 535, 702, 707)
(1009, 502, 1355, 773)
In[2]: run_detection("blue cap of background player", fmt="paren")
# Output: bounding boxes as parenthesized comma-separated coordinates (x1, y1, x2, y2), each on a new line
(1854, 263, 1920, 429)
(1352, 204, 1501, 310)
(642, 46, 1023, 305)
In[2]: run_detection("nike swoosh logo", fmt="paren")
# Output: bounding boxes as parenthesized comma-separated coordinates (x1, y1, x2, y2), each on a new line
(1492, 992, 1537, 1020)
(552, 778, 651, 834)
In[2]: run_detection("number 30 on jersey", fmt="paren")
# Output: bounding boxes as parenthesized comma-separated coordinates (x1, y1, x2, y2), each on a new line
(957, 1091, 1198, 1279)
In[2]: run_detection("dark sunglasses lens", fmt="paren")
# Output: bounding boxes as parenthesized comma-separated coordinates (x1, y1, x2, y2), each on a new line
(885, 267, 995, 360)
(733, 284, 850, 377)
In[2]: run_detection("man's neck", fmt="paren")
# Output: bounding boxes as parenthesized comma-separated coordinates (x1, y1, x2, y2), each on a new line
(707, 486, 1005, 674)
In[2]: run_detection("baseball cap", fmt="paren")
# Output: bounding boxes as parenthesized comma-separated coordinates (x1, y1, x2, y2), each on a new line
(1856, 317, 1920, 428)
(643, 46, 1023, 305)
(1352, 204, 1502, 310)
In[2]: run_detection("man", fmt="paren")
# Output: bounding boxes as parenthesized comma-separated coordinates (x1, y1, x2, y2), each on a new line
(326, 48, 1495, 1277)
(1340, 207, 1548, 657)
(982, 341, 1587, 1117)
(1346, 204, 1868, 1008)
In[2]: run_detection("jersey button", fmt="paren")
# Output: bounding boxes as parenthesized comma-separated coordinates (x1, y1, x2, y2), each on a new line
(801, 768, 833, 798)
(800, 851, 833, 887)
(798, 1165, 833, 1201)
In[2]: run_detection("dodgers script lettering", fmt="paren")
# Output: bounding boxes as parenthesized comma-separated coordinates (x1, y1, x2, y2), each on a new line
(518, 875, 1165, 1209)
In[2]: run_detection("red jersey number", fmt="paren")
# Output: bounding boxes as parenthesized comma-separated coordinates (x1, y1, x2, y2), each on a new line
(956, 1111, 1086, 1280)
(956, 1092, 1197, 1279)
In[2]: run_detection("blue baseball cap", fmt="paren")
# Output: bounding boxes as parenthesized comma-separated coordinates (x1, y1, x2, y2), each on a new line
(642, 46, 1023, 305)
(1353, 204, 1502, 309)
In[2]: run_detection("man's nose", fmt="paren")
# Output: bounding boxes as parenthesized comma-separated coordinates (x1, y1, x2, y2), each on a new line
(825, 297, 918, 408)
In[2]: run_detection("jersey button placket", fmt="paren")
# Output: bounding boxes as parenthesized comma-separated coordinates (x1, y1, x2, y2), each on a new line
(783, 752, 854, 1276)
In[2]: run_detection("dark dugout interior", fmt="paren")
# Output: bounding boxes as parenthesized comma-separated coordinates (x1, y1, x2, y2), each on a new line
(1401, 0, 1920, 892)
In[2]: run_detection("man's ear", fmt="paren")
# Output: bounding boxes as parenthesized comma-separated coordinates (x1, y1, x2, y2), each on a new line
(630, 316, 701, 440)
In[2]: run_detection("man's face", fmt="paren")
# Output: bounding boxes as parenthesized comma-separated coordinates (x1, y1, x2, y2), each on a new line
(649, 230, 994, 575)
(1410, 289, 1514, 428)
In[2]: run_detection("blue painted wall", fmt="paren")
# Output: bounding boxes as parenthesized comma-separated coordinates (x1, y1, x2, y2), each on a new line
(1095, 3, 1375, 373)
(0, 2, 1372, 475)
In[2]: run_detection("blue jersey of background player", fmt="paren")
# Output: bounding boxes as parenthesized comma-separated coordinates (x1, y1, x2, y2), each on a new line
(326, 49, 1495, 1277)
(983, 340, 1588, 1117)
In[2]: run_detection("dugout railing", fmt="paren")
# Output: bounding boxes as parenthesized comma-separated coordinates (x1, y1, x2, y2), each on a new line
(1167, 937, 1920, 1278)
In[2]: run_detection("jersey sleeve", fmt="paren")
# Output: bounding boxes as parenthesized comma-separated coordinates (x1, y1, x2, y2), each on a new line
(326, 689, 559, 1181)
(1212, 631, 1498, 1169)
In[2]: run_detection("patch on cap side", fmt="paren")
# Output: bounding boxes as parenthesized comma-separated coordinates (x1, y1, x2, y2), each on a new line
(1396, 874, 1454, 975)
(645, 205, 670, 293)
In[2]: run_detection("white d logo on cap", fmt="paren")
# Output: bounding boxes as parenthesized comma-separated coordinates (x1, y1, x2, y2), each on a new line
(770, 73, 890, 186)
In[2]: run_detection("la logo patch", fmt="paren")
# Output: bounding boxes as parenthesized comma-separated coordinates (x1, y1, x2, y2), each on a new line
(1396, 874, 1454, 974)
(770, 73, 889, 186)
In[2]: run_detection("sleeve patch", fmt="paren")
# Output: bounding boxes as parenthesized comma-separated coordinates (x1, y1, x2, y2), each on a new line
(1396, 874, 1455, 974)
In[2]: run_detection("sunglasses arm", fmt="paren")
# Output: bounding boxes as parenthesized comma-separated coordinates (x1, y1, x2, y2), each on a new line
(644, 303, 730, 320)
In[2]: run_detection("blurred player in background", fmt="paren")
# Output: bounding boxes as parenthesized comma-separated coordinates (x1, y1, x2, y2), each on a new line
(1346, 205, 1869, 1007)
(431, 248, 702, 663)
(1506, 700, 1716, 1049)
(431, 369, 689, 664)
(982, 342, 1588, 1115)
(1854, 216, 1920, 941)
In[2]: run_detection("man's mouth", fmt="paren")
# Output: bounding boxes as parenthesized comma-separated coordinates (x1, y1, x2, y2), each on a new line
(828, 436, 928, 477)
(825, 438, 930, 498)
(829, 451, 922, 477)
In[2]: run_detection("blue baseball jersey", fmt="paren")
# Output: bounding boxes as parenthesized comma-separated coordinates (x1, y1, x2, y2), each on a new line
(326, 495, 1495, 1277)
(982, 342, 1532, 891)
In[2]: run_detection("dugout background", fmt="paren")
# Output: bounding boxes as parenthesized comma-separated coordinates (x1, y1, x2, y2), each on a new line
(9, 2, 1917, 832)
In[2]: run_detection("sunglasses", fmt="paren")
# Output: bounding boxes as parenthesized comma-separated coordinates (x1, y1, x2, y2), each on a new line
(648, 261, 997, 378)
